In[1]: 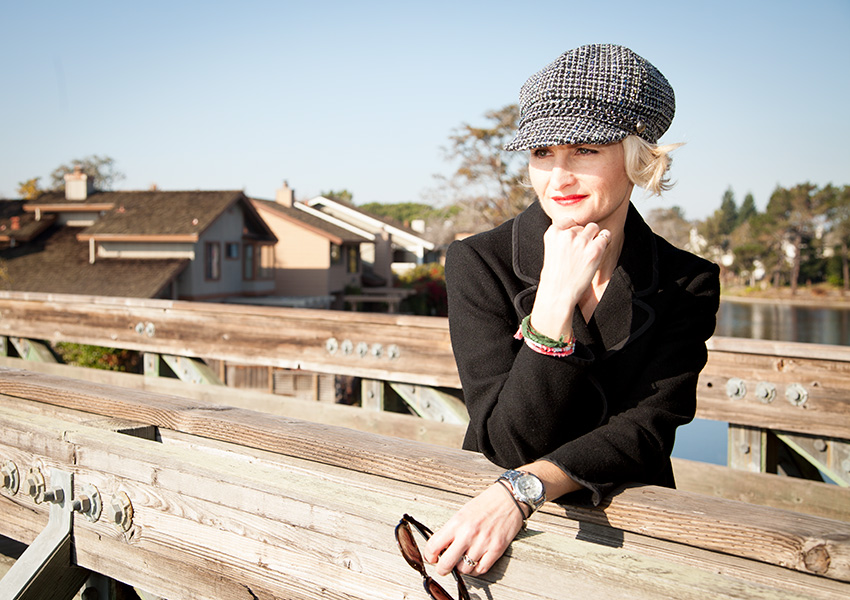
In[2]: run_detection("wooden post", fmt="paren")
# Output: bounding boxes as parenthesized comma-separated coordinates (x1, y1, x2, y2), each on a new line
(728, 424, 768, 472)
(361, 379, 384, 411)
(143, 353, 160, 377)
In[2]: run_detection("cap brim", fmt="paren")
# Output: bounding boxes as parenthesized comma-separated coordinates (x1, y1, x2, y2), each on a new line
(504, 116, 631, 151)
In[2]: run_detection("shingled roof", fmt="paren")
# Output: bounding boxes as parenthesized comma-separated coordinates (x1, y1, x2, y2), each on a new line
(66, 190, 275, 241)
(0, 225, 188, 297)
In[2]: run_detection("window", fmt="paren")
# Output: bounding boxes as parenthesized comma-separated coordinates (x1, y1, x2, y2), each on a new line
(346, 245, 359, 274)
(258, 244, 274, 279)
(243, 243, 274, 280)
(243, 244, 254, 280)
(330, 243, 342, 265)
(225, 242, 240, 259)
(205, 242, 221, 281)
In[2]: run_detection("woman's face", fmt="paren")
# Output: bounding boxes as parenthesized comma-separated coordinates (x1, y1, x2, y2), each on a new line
(529, 142, 634, 230)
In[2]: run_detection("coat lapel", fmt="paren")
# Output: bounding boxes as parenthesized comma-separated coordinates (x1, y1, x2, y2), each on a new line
(511, 201, 658, 355)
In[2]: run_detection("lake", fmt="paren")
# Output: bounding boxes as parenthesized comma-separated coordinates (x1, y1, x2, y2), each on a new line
(671, 298, 850, 466)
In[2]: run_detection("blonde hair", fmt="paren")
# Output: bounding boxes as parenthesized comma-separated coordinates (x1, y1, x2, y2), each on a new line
(622, 135, 682, 195)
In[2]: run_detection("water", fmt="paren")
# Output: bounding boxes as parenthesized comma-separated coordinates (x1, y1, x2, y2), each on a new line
(671, 299, 850, 466)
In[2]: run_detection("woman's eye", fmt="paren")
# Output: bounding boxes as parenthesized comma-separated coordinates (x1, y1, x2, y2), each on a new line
(531, 148, 551, 158)
(576, 147, 598, 155)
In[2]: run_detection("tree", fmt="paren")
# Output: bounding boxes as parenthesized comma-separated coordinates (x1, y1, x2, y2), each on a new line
(436, 104, 534, 230)
(718, 187, 738, 235)
(321, 189, 354, 205)
(645, 206, 691, 249)
(825, 185, 850, 293)
(737, 192, 757, 226)
(16, 177, 43, 200)
(764, 183, 832, 294)
(48, 155, 125, 191)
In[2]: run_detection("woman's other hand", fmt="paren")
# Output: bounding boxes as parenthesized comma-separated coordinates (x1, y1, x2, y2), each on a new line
(422, 481, 525, 577)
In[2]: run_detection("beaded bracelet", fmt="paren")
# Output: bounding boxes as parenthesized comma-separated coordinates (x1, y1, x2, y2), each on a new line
(514, 315, 576, 357)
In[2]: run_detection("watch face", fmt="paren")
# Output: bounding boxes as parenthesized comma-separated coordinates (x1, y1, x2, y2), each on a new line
(516, 474, 543, 499)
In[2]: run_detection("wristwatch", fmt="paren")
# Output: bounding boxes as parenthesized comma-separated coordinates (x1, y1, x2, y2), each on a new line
(497, 470, 546, 515)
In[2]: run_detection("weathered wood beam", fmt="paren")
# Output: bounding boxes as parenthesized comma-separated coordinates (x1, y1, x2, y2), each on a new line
(2, 291, 850, 437)
(3, 357, 848, 523)
(388, 382, 468, 424)
(1, 405, 848, 599)
(775, 432, 850, 487)
(1, 367, 849, 584)
(0, 291, 458, 387)
(6, 338, 57, 363)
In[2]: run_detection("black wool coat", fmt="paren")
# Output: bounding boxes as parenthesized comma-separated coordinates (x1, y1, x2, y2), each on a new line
(445, 201, 720, 504)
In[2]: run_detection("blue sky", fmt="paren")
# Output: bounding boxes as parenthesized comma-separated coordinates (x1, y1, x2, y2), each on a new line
(1, 1, 848, 221)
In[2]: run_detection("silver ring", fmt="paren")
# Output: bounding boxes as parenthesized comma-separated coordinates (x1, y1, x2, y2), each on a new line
(461, 554, 477, 567)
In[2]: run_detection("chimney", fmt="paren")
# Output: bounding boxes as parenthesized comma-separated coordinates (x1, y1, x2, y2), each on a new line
(276, 180, 295, 207)
(10, 216, 20, 231)
(64, 165, 95, 200)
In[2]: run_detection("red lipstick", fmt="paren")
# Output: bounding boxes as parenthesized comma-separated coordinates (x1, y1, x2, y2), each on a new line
(551, 194, 587, 205)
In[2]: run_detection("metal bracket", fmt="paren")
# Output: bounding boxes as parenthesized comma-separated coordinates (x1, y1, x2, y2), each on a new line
(0, 468, 90, 600)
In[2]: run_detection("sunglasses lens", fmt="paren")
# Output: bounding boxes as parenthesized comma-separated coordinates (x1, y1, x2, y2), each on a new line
(395, 522, 427, 574)
(426, 579, 455, 600)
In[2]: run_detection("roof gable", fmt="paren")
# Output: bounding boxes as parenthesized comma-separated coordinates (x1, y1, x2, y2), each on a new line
(305, 196, 435, 250)
(251, 199, 371, 245)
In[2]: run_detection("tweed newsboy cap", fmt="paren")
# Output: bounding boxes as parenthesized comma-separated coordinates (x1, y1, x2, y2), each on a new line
(504, 44, 675, 150)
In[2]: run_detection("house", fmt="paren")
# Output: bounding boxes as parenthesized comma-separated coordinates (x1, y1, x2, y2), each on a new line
(249, 183, 373, 308)
(0, 167, 277, 301)
(303, 195, 437, 285)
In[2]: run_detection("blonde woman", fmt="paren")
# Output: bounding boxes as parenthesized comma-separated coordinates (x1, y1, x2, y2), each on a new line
(424, 44, 720, 577)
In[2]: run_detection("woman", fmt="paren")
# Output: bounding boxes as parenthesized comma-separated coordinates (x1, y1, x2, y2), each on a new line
(423, 44, 720, 577)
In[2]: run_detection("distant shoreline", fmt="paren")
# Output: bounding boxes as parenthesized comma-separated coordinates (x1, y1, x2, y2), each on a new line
(721, 287, 850, 309)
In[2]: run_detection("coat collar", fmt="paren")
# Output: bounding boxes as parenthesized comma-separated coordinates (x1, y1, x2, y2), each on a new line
(511, 201, 658, 354)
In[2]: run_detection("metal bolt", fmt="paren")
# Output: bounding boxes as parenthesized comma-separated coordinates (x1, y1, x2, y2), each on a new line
(726, 377, 747, 400)
(145, 322, 156, 337)
(42, 487, 64, 504)
(1, 461, 19, 494)
(754, 382, 776, 404)
(325, 337, 339, 354)
(786, 383, 808, 407)
(72, 497, 91, 513)
(134, 322, 145, 335)
(340, 339, 353, 355)
(25, 468, 45, 502)
(387, 344, 400, 360)
(813, 439, 828, 452)
(73, 484, 102, 522)
(109, 491, 133, 531)
(356, 342, 369, 358)
(370, 343, 383, 358)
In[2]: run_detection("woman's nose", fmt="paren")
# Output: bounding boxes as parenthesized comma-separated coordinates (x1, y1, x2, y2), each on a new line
(551, 164, 577, 189)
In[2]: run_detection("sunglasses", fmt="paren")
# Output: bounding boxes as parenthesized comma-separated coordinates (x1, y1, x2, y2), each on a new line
(394, 514, 471, 600)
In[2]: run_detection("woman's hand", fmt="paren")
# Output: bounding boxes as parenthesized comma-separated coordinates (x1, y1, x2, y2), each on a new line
(532, 219, 611, 340)
(422, 481, 525, 577)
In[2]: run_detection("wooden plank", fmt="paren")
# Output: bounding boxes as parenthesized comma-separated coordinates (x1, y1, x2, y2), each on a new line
(0, 357, 465, 448)
(672, 458, 850, 522)
(2, 357, 847, 522)
(1, 369, 849, 583)
(775, 433, 850, 487)
(0, 407, 847, 599)
(0, 291, 458, 387)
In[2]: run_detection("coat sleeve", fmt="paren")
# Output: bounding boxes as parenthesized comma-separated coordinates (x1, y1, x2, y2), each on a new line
(445, 237, 720, 505)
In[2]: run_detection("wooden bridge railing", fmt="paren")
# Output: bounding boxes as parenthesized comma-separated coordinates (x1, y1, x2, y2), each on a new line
(1, 368, 849, 599)
(1, 291, 849, 484)
(1, 291, 850, 597)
